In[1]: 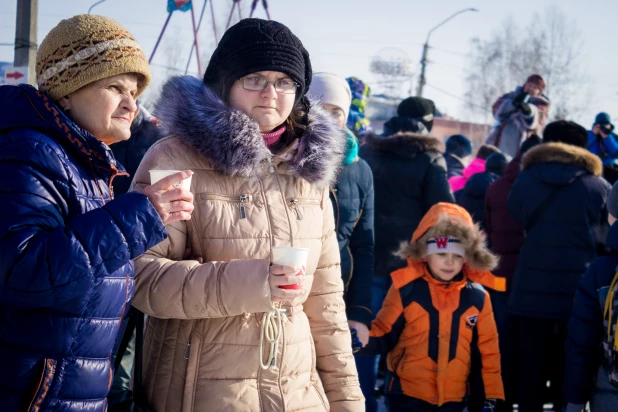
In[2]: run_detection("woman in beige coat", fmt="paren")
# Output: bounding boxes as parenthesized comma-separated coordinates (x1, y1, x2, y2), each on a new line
(131, 18, 364, 412)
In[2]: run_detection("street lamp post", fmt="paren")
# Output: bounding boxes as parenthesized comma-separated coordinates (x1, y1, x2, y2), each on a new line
(416, 8, 478, 97)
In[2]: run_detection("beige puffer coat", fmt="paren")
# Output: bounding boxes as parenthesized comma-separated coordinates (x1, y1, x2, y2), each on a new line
(131, 76, 364, 412)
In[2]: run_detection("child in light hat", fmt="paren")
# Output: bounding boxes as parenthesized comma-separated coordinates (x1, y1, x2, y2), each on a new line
(359, 202, 505, 412)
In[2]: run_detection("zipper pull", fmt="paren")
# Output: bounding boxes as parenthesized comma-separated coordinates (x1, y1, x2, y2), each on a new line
(239, 194, 248, 219)
(290, 199, 303, 220)
(184, 338, 191, 360)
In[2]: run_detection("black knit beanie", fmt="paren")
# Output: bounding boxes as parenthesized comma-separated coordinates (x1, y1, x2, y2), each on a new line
(203, 18, 312, 99)
(397, 97, 436, 131)
(485, 152, 508, 176)
(445, 134, 472, 158)
(542, 120, 588, 148)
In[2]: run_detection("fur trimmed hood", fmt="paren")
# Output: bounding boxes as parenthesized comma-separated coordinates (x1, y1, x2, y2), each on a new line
(363, 132, 443, 159)
(392, 203, 504, 292)
(153, 76, 346, 188)
(398, 212, 498, 273)
(522, 142, 603, 177)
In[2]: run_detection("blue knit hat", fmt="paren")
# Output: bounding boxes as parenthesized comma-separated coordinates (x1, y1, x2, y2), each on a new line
(445, 134, 472, 158)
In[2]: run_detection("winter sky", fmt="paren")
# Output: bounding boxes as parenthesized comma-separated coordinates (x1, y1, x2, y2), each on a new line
(1, 0, 616, 127)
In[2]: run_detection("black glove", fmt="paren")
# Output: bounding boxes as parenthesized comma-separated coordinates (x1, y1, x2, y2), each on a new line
(482, 399, 497, 411)
(513, 91, 532, 115)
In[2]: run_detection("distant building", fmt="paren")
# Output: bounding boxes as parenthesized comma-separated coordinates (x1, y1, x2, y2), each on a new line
(366, 94, 491, 153)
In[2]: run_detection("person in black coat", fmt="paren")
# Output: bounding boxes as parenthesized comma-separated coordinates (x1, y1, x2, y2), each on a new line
(110, 103, 164, 196)
(507, 120, 611, 412)
(358, 99, 453, 411)
(563, 183, 618, 412)
(444, 134, 473, 178)
(455, 152, 507, 231)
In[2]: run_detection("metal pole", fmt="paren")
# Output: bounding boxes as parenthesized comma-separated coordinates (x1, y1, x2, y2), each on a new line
(149, 12, 173, 64)
(250, 0, 258, 17)
(416, 8, 478, 97)
(210, 0, 219, 43)
(185, 0, 208, 75)
(14, 0, 38, 85)
(417, 43, 428, 97)
(190, 1, 203, 75)
(225, 1, 237, 31)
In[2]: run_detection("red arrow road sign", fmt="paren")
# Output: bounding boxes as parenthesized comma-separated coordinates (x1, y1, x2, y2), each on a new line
(6, 71, 24, 80)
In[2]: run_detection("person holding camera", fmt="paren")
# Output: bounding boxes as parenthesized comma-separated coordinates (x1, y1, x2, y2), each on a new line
(587, 112, 618, 165)
(486, 74, 551, 158)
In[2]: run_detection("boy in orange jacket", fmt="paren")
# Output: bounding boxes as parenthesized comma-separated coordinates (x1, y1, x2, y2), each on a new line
(359, 203, 505, 412)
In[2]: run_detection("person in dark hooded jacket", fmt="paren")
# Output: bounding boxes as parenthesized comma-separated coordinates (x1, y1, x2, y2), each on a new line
(483, 135, 541, 411)
(0, 15, 193, 411)
(455, 152, 507, 231)
(507, 120, 611, 412)
(357, 100, 453, 411)
(444, 134, 473, 178)
(563, 182, 618, 412)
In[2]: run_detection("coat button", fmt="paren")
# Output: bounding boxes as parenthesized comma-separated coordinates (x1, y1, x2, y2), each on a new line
(268, 165, 275, 174)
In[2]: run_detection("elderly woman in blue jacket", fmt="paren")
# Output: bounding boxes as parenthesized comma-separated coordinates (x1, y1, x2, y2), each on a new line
(0, 15, 193, 411)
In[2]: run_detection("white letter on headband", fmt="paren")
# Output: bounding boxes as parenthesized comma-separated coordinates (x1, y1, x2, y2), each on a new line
(425, 237, 466, 257)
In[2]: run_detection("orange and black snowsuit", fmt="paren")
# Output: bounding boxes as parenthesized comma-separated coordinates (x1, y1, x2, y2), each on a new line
(361, 203, 505, 407)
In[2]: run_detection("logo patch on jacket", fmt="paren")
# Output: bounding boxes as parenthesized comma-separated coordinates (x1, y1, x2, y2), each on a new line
(465, 314, 479, 329)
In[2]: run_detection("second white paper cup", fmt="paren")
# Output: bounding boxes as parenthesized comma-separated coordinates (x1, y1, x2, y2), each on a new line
(149, 169, 192, 191)
(271, 246, 310, 267)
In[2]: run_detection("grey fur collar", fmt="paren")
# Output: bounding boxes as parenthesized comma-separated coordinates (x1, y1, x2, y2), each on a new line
(153, 76, 345, 188)
(522, 142, 603, 176)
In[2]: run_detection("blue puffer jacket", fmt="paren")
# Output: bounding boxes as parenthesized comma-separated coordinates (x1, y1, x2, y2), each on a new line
(564, 222, 618, 406)
(0, 85, 167, 411)
(507, 142, 610, 320)
(331, 156, 375, 327)
(587, 130, 618, 165)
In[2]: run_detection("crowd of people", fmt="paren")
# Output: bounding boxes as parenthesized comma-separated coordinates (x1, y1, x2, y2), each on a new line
(0, 12, 617, 412)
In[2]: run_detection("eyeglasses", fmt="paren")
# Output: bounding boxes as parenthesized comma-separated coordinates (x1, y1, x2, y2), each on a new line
(240, 76, 298, 94)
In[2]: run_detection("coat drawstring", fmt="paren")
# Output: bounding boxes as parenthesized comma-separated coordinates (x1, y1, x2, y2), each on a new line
(259, 304, 287, 370)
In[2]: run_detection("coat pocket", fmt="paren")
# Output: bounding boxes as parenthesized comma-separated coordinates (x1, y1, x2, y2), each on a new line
(27, 358, 57, 412)
(198, 193, 254, 220)
(288, 198, 322, 220)
(181, 332, 203, 412)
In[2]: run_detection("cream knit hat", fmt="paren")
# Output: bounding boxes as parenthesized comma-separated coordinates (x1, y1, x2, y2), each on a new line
(36, 14, 151, 101)
(308, 72, 352, 120)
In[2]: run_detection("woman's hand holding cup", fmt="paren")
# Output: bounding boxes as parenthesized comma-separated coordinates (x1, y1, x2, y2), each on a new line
(269, 264, 305, 302)
(140, 170, 194, 225)
(268, 246, 310, 303)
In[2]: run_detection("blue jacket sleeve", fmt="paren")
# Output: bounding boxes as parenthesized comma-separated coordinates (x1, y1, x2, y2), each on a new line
(0, 139, 167, 310)
(346, 163, 375, 327)
(563, 260, 607, 404)
(603, 134, 618, 158)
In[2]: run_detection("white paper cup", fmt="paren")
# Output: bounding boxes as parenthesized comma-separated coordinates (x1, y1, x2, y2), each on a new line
(149, 170, 192, 191)
(271, 246, 309, 290)
(271, 246, 310, 267)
